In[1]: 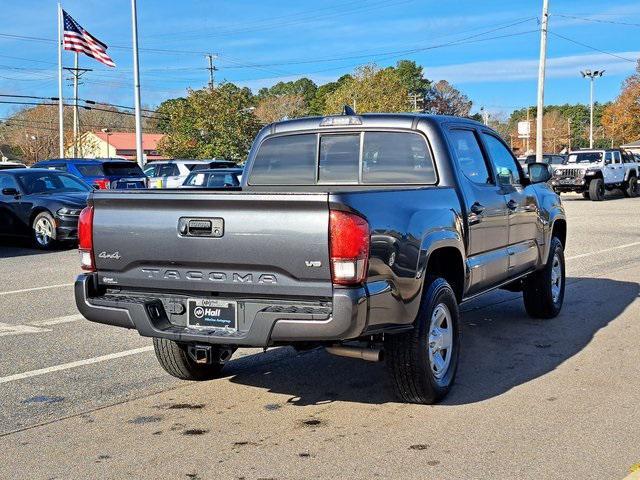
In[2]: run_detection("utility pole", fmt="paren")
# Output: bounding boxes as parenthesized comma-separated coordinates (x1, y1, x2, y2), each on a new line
(206, 54, 218, 89)
(64, 54, 91, 157)
(581, 69, 604, 149)
(536, 0, 549, 163)
(526, 107, 531, 152)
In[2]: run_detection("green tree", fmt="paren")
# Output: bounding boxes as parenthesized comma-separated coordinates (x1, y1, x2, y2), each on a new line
(323, 65, 409, 114)
(391, 59, 431, 96)
(157, 83, 260, 161)
(308, 74, 352, 115)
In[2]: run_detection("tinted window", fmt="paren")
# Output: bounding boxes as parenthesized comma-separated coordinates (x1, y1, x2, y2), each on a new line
(153, 163, 179, 177)
(0, 174, 19, 192)
(250, 134, 316, 185)
(551, 156, 565, 165)
(318, 135, 359, 183)
(77, 164, 104, 176)
(449, 129, 491, 184)
(362, 132, 435, 184)
(103, 162, 144, 176)
(208, 173, 239, 187)
(143, 165, 156, 176)
(482, 133, 520, 186)
(16, 172, 90, 194)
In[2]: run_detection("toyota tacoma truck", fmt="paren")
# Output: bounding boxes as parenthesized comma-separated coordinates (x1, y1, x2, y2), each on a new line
(75, 112, 567, 404)
(551, 148, 639, 200)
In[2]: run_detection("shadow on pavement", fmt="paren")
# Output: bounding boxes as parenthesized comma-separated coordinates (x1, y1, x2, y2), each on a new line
(225, 276, 638, 406)
(0, 238, 75, 258)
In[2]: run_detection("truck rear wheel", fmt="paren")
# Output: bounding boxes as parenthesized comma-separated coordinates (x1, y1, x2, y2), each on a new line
(624, 176, 638, 198)
(385, 277, 460, 404)
(522, 236, 565, 319)
(153, 338, 226, 381)
(588, 178, 604, 201)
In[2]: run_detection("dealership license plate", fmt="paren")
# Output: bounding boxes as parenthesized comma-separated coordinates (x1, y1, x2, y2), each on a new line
(187, 299, 237, 331)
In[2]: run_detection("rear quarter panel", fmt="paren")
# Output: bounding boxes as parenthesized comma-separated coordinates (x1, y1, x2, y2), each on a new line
(332, 187, 464, 330)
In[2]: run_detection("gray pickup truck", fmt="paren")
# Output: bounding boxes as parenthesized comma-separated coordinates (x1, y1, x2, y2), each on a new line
(75, 112, 567, 404)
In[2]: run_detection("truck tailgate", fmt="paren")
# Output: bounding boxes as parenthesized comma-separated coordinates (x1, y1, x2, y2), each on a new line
(91, 191, 332, 298)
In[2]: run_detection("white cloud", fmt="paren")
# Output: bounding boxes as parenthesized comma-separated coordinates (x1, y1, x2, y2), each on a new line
(424, 52, 640, 84)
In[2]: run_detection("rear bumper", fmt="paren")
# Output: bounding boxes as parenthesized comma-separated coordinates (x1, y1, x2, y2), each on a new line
(74, 274, 368, 347)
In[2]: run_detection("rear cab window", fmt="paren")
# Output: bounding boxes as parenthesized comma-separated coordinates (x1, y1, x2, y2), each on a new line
(249, 131, 435, 186)
(76, 164, 105, 176)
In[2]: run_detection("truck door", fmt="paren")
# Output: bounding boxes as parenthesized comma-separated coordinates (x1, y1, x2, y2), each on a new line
(480, 132, 540, 277)
(446, 127, 509, 295)
(610, 151, 625, 183)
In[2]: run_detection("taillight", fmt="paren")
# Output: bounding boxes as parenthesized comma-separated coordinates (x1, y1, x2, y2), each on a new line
(78, 206, 95, 271)
(93, 178, 110, 189)
(329, 210, 370, 285)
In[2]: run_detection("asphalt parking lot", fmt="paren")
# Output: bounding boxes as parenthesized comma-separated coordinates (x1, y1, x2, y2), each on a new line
(0, 192, 639, 480)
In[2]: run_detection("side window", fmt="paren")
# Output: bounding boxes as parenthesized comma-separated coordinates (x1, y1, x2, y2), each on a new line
(612, 151, 622, 164)
(481, 133, 521, 186)
(0, 174, 19, 193)
(448, 129, 491, 184)
(605, 152, 612, 163)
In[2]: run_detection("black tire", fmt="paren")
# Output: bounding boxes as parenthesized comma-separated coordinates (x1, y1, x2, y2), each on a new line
(385, 277, 461, 404)
(588, 178, 604, 201)
(624, 176, 638, 198)
(31, 211, 57, 250)
(153, 338, 225, 381)
(522, 237, 565, 319)
(581, 191, 590, 199)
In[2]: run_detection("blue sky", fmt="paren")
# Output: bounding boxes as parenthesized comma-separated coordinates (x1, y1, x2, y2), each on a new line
(1, 0, 639, 119)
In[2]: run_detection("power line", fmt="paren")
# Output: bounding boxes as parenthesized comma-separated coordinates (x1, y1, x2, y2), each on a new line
(0, 100, 166, 120)
(548, 31, 638, 63)
(0, 94, 163, 116)
(551, 14, 640, 28)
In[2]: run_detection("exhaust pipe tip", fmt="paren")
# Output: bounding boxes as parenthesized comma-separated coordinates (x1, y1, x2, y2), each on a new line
(325, 345, 383, 362)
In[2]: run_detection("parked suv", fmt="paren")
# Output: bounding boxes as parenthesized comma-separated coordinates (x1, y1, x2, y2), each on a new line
(33, 158, 147, 190)
(551, 149, 639, 200)
(75, 113, 566, 404)
(145, 159, 237, 188)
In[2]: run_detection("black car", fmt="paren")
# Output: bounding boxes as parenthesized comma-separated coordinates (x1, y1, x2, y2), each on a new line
(0, 168, 91, 249)
(180, 168, 243, 188)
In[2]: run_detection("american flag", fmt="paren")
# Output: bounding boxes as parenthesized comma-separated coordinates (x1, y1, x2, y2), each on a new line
(62, 10, 115, 68)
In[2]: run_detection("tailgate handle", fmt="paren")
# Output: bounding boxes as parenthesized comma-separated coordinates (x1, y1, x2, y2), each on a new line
(178, 218, 224, 237)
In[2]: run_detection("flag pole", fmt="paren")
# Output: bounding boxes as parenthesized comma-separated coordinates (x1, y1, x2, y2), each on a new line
(57, 3, 64, 158)
(130, 0, 144, 167)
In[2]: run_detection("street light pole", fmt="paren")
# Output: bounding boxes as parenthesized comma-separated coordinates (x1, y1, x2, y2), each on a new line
(581, 69, 604, 149)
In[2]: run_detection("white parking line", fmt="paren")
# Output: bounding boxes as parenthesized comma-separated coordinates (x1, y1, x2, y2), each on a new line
(0, 283, 74, 296)
(566, 241, 640, 261)
(0, 346, 154, 385)
(0, 323, 48, 337)
(29, 314, 84, 327)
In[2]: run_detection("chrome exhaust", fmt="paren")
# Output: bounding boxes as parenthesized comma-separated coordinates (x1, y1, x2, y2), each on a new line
(325, 345, 382, 362)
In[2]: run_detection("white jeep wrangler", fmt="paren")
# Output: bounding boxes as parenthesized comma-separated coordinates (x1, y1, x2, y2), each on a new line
(551, 149, 639, 201)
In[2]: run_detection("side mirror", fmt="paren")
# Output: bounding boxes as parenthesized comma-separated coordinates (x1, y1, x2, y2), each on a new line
(528, 163, 551, 184)
(2, 187, 20, 197)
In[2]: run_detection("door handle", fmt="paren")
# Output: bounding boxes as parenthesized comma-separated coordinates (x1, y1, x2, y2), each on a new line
(470, 202, 485, 214)
(506, 199, 518, 211)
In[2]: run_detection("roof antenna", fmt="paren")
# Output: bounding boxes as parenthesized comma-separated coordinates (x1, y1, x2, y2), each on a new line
(342, 105, 356, 116)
